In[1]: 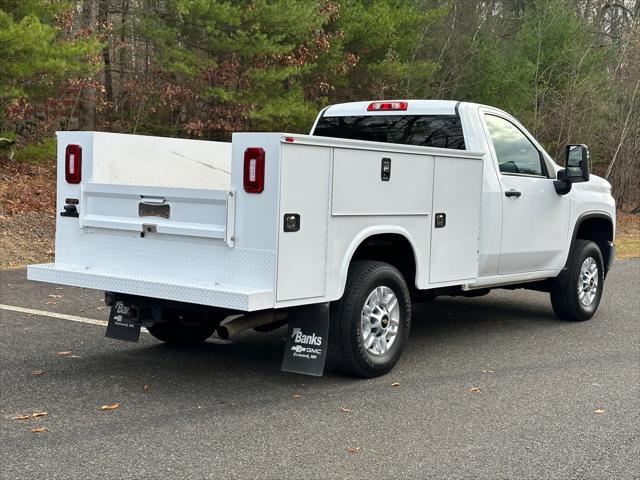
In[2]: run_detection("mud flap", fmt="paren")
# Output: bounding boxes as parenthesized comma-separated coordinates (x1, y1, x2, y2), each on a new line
(281, 303, 330, 377)
(105, 301, 141, 342)
(105, 300, 160, 342)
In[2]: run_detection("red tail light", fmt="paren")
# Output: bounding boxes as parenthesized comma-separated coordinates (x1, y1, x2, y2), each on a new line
(65, 144, 82, 184)
(243, 147, 265, 193)
(367, 101, 408, 111)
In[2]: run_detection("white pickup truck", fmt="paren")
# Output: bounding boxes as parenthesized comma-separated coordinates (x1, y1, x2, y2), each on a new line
(28, 100, 616, 377)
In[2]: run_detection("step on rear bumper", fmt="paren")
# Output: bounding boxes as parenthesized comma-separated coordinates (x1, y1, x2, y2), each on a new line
(28, 263, 274, 311)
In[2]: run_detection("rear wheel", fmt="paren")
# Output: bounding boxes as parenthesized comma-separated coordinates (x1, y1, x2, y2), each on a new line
(147, 309, 222, 345)
(330, 261, 411, 378)
(550, 239, 604, 321)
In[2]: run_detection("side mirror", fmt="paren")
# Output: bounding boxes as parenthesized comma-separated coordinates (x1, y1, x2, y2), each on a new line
(564, 144, 590, 183)
(554, 144, 590, 194)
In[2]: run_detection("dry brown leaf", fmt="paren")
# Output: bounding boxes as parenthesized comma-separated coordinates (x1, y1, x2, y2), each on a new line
(339, 407, 352, 413)
(31, 411, 48, 418)
(14, 414, 30, 420)
(594, 409, 605, 414)
(346, 447, 361, 454)
(391, 382, 400, 387)
(31, 370, 45, 375)
(56, 351, 72, 356)
(292, 394, 302, 400)
(100, 403, 120, 411)
(31, 427, 48, 433)
(468, 386, 482, 393)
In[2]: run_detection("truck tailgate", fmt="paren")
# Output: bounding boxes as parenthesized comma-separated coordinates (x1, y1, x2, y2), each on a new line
(80, 183, 234, 243)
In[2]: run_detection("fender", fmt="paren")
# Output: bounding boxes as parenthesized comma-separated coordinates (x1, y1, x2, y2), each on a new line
(559, 211, 615, 282)
(335, 225, 421, 300)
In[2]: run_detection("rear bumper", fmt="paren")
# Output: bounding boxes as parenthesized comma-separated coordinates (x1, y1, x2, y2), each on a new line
(28, 263, 274, 311)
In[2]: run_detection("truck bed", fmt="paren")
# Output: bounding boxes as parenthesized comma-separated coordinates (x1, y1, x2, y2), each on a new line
(29, 130, 484, 311)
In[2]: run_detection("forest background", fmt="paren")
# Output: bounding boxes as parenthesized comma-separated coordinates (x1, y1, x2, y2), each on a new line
(0, 0, 638, 266)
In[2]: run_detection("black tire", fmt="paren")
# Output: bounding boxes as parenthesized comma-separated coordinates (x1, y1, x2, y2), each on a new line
(330, 261, 411, 378)
(550, 240, 604, 321)
(147, 308, 221, 345)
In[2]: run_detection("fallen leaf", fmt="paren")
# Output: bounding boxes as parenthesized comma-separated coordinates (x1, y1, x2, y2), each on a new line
(100, 403, 120, 411)
(292, 394, 302, 400)
(31, 411, 48, 418)
(480, 370, 496, 374)
(31, 370, 45, 375)
(468, 386, 482, 393)
(56, 351, 72, 356)
(594, 409, 605, 414)
(339, 407, 352, 413)
(31, 427, 48, 433)
(14, 415, 30, 420)
(391, 382, 400, 387)
(347, 447, 361, 454)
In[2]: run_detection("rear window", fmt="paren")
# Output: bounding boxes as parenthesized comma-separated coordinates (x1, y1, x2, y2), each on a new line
(312, 115, 466, 150)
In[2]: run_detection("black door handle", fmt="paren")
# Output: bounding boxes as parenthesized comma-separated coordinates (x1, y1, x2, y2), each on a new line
(505, 189, 521, 197)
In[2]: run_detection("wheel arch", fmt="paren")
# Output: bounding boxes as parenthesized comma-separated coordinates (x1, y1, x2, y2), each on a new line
(568, 212, 614, 275)
(336, 227, 420, 300)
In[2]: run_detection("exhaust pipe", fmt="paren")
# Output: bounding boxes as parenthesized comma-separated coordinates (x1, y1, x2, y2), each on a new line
(217, 310, 287, 339)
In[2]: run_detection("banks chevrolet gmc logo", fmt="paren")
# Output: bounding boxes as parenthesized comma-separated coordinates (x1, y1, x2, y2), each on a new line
(289, 328, 323, 358)
(115, 302, 130, 315)
(291, 328, 323, 346)
(112, 302, 135, 328)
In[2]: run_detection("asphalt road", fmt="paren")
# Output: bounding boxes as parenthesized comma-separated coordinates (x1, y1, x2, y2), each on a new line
(1, 260, 639, 480)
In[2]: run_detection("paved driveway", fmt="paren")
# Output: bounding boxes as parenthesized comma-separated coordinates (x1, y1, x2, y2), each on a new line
(1, 260, 638, 479)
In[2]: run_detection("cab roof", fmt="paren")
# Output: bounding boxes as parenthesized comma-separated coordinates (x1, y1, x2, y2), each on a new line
(322, 100, 461, 117)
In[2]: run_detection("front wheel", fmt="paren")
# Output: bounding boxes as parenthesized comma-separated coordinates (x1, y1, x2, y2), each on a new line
(147, 308, 222, 345)
(330, 261, 411, 378)
(550, 239, 604, 321)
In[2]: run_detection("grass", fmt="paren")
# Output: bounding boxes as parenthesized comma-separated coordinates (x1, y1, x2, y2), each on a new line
(13, 137, 57, 164)
(616, 213, 640, 259)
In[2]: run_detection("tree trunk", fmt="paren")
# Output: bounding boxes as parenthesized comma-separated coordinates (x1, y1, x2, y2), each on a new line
(98, 0, 114, 109)
(79, 0, 96, 129)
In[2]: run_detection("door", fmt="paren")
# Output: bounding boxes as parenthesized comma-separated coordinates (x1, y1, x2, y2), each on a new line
(429, 156, 483, 284)
(483, 114, 570, 275)
(276, 143, 331, 301)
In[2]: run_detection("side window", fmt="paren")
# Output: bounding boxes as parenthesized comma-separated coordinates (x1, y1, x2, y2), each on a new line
(484, 115, 545, 176)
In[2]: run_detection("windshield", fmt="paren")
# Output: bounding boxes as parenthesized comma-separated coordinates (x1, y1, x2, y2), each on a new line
(312, 115, 465, 150)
